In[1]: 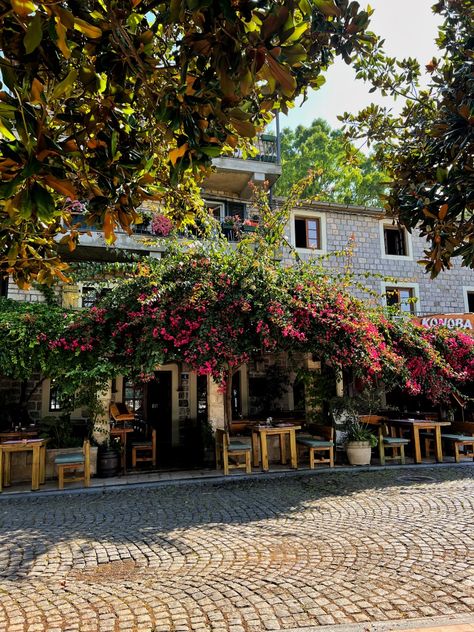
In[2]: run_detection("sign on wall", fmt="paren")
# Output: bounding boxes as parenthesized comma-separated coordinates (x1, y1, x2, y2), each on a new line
(415, 313, 474, 331)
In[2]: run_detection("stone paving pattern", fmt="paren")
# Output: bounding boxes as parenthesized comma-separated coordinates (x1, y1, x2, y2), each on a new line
(0, 467, 473, 632)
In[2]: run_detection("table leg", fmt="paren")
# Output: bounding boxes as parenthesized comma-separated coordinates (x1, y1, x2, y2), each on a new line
(32, 446, 40, 490)
(3, 452, 11, 487)
(260, 432, 269, 471)
(289, 430, 298, 469)
(413, 427, 422, 464)
(0, 449, 3, 493)
(251, 431, 260, 467)
(435, 426, 443, 463)
(123, 435, 127, 474)
(279, 434, 287, 464)
(39, 444, 46, 484)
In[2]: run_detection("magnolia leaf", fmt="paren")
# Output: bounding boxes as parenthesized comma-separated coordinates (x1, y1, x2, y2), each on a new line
(11, 0, 36, 17)
(230, 118, 256, 138)
(103, 210, 117, 244)
(74, 18, 102, 39)
(54, 19, 71, 59)
(439, 204, 449, 220)
(0, 119, 15, 141)
(31, 183, 55, 221)
(23, 13, 43, 54)
(30, 77, 44, 103)
(169, 143, 189, 166)
(44, 175, 77, 198)
(51, 69, 78, 99)
(313, 0, 341, 17)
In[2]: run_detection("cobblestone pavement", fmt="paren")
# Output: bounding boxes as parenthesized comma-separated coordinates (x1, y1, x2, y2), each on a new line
(0, 467, 473, 632)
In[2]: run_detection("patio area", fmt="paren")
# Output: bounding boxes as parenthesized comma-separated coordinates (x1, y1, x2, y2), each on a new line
(0, 465, 472, 631)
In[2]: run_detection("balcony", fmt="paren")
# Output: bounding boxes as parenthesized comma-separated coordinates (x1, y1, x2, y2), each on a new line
(203, 133, 282, 199)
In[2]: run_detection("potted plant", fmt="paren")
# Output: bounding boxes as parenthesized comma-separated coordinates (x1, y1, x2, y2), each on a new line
(343, 417, 378, 465)
(242, 216, 259, 232)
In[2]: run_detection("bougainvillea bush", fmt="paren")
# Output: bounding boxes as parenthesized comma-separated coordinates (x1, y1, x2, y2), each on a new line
(34, 241, 474, 423)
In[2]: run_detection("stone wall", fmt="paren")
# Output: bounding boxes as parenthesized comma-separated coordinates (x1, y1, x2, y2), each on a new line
(282, 204, 474, 315)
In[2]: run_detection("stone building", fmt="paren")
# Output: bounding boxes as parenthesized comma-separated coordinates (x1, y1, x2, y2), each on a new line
(2, 133, 474, 464)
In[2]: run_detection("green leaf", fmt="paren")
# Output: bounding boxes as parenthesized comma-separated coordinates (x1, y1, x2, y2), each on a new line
(31, 183, 55, 221)
(23, 13, 43, 54)
(51, 69, 78, 99)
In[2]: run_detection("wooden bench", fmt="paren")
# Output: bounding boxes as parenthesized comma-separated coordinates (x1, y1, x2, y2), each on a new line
(441, 421, 474, 462)
(215, 428, 251, 475)
(296, 426, 334, 468)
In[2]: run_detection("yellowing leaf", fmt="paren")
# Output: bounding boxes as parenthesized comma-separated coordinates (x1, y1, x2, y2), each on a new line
(74, 18, 102, 39)
(439, 203, 449, 220)
(55, 19, 71, 59)
(11, 0, 36, 17)
(169, 143, 189, 166)
(0, 119, 15, 141)
(30, 77, 44, 103)
(103, 210, 117, 244)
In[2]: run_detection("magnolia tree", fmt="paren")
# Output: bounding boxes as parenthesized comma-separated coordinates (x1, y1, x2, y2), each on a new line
(0, 0, 377, 287)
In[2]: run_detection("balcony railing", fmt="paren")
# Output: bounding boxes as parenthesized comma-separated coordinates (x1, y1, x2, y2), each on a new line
(232, 133, 279, 164)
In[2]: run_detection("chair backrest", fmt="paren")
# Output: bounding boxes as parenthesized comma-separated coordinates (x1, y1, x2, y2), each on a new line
(315, 425, 334, 442)
(359, 415, 387, 426)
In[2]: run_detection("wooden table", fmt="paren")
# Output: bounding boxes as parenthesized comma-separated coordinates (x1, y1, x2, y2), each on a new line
(251, 424, 301, 471)
(388, 419, 451, 464)
(0, 430, 39, 442)
(0, 438, 48, 491)
(110, 426, 134, 474)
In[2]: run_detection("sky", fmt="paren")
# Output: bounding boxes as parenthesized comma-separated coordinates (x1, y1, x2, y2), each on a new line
(273, 0, 441, 132)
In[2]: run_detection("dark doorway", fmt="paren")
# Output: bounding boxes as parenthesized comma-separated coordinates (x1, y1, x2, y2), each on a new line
(146, 371, 173, 459)
(231, 371, 241, 419)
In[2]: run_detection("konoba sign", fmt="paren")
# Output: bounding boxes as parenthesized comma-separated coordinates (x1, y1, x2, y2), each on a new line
(415, 313, 474, 330)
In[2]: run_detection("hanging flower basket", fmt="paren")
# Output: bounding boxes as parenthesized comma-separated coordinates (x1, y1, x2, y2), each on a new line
(150, 213, 174, 236)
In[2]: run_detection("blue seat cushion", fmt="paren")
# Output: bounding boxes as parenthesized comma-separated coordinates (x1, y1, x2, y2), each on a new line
(441, 434, 474, 442)
(55, 453, 84, 464)
(383, 437, 409, 445)
(297, 438, 333, 448)
(228, 441, 250, 452)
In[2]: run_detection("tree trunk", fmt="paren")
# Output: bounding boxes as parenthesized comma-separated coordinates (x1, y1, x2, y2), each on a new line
(223, 369, 234, 434)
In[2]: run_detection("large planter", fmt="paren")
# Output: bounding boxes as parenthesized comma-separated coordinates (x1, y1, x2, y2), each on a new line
(97, 447, 120, 478)
(346, 441, 372, 466)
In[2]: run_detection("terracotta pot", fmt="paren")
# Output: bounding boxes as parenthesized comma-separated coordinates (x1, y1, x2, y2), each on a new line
(346, 441, 372, 465)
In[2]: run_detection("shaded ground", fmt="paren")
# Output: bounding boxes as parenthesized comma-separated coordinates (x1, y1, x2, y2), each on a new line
(0, 466, 473, 631)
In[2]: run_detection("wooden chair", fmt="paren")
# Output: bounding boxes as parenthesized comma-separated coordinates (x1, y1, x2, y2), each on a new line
(296, 426, 334, 468)
(109, 402, 134, 425)
(55, 440, 91, 489)
(360, 416, 409, 465)
(131, 429, 157, 468)
(215, 428, 251, 475)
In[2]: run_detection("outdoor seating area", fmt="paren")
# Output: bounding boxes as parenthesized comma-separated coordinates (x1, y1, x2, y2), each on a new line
(0, 409, 473, 492)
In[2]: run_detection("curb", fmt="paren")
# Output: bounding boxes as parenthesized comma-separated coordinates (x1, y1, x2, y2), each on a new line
(0, 460, 472, 500)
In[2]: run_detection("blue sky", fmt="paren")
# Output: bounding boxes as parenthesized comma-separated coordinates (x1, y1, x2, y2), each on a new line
(271, 0, 440, 133)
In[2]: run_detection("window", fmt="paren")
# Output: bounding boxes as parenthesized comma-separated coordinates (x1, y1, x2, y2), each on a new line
(81, 286, 111, 308)
(294, 217, 321, 250)
(123, 378, 144, 413)
(468, 293, 474, 313)
(49, 381, 62, 411)
(205, 201, 225, 223)
(463, 287, 474, 313)
(385, 286, 417, 313)
(384, 226, 407, 255)
(380, 221, 411, 259)
(0, 276, 8, 297)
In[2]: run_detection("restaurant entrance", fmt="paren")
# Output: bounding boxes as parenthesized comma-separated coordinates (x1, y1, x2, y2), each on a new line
(146, 371, 173, 460)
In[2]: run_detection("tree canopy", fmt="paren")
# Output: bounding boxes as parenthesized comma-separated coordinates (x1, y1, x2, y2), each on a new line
(0, 0, 376, 288)
(341, 0, 473, 276)
(274, 118, 386, 206)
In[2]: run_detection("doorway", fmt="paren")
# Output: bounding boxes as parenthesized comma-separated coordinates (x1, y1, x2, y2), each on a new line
(146, 371, 173, 459)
